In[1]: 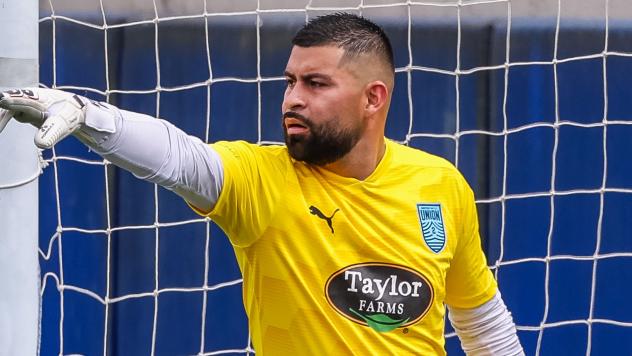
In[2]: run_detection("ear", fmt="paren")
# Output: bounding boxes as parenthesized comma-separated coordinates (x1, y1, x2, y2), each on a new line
(364, 81, 389, 116)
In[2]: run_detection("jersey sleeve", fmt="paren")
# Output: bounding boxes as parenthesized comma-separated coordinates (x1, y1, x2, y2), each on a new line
(444, 176, 498, 308)
(192, 140, 288, 247)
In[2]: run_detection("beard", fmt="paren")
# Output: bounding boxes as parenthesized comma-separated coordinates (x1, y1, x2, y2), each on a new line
(283, 111, 363, 166)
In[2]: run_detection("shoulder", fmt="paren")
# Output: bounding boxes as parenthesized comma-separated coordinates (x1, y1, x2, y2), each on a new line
(387, 139, 468, 187)
(211, 140, 292, 175)
(211, 140, 288, 159)
(389, 140, 453, 168)
(211, 140, 290, 165)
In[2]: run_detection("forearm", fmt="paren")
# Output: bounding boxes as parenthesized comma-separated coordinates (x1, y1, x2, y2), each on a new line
(76, 101, 223, 212)
(448, 292, 524, 356)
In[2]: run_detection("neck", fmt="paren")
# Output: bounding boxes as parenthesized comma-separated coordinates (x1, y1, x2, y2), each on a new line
(322, 135, 386, 180)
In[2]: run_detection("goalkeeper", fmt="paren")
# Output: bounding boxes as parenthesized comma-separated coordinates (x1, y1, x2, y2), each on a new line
(0, 13, 523, 355)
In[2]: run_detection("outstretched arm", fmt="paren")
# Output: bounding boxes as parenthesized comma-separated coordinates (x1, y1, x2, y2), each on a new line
(0, 88, 223, 212)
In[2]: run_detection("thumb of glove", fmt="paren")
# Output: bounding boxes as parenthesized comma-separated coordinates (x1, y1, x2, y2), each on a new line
(33, 95, 87, 149)
(34, 115, 74, 149)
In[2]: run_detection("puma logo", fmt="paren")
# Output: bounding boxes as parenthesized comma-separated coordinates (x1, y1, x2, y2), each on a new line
(309, 205, 340, 234)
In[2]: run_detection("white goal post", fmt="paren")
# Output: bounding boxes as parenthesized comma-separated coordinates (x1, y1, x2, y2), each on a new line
(0, 0, 40, 355)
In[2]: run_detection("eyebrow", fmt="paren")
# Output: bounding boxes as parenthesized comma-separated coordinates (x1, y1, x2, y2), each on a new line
(284, 71, 333, 82)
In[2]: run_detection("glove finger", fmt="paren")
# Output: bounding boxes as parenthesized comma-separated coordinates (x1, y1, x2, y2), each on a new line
(34, 115, 74, 149)
(0, 89, 48, 125)
(0, 109, 14, 134)
(11, 106, 46, 126)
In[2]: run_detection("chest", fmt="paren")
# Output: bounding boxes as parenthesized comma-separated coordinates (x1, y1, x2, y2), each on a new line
(264, 174, 462, 286)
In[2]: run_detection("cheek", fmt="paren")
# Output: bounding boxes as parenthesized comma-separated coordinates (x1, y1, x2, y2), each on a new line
(337, 93, 365, 119)
(336, 89, 363, 109)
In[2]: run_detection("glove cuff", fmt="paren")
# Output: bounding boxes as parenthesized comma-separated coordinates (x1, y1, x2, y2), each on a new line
(75, 101, 121, 150)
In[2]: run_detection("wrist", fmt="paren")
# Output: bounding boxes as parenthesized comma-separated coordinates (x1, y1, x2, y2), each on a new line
(75, 100, 120, 150)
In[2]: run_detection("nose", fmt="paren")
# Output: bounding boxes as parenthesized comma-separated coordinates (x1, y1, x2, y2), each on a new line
(283, 83, 306, 112)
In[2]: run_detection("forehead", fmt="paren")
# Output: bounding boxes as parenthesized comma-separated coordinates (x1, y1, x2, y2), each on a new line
(285, 45, 346, 75)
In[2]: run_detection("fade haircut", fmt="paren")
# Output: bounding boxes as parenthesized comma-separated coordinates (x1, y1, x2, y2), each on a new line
(292, 13, 394, 73)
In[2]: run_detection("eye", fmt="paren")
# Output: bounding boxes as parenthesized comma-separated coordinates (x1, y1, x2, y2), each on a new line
(309, 80, 325, 88)
(285, 78, 296, 88)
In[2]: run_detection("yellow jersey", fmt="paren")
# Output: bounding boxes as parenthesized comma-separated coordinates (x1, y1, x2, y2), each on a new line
(196, 139, 497, 355)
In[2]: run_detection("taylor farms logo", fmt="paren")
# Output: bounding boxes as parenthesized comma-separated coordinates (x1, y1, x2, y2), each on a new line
(325, 263, 434, 333)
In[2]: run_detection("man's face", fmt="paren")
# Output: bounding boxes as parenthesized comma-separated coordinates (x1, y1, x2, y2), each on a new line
(282, 45, 366, 165)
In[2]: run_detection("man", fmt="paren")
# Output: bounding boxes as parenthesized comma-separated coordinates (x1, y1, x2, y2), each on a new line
(0, 13, 523, 355)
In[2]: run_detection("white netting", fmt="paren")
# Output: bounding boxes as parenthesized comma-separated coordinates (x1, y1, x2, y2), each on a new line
(35, 0, 632, 355)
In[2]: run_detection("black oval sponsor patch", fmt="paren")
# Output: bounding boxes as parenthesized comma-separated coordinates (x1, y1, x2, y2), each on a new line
(325, 262, 434, 332)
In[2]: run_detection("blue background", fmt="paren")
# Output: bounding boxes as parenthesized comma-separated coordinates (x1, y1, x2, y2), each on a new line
(38, 14, 632, 355)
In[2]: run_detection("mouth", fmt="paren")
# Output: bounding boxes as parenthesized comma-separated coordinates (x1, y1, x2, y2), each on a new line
(284, 116, 309, 135)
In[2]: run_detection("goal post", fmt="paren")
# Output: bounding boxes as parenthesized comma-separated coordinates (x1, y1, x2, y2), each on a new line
(0, 0, 40, 355)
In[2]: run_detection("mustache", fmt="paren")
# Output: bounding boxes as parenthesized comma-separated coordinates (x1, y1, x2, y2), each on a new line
(283, 111, 311, 126)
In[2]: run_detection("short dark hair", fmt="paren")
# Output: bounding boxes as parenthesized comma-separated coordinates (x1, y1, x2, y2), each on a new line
(292, 13, 394, 73)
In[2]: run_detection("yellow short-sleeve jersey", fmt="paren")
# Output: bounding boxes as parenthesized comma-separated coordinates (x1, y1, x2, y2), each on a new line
(196, 139, 497, 355)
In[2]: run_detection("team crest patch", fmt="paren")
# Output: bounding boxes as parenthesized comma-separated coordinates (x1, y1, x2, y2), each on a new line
(417, 203, 446, 253)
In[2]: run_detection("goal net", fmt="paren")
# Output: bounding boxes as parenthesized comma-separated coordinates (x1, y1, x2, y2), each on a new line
(35, 0, 632, 355)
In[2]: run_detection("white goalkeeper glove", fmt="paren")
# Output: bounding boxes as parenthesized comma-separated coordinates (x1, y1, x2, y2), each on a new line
(0, 88, 90, 149)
